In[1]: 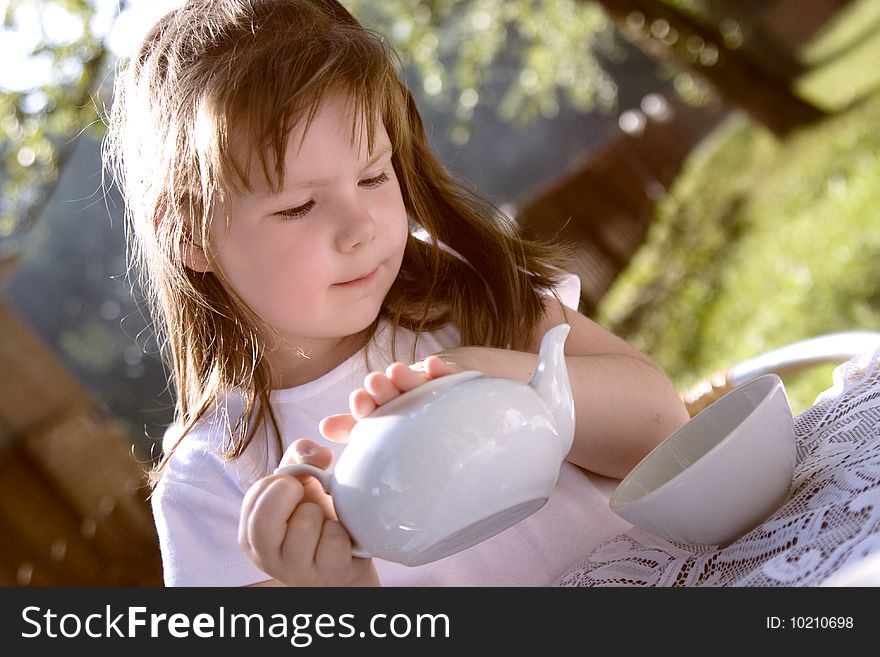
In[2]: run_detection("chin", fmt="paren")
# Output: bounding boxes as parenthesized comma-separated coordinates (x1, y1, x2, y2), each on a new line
(339, 306, 385, 336)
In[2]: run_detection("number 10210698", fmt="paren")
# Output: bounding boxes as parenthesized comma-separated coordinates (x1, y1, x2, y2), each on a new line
(766, 616, 854, 629)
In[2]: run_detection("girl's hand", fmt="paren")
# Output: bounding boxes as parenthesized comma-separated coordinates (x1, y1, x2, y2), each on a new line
(320, 355, 461, 443)
(238, 438, 379, 586)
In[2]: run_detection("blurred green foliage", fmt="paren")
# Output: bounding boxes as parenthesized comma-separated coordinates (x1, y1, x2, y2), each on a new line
(796, 0, 880, 110)
(597, 88, 880, 414)
(344, 0, 616, 144)
(0, 0, 109, 241)
(597, 0, 880, 414)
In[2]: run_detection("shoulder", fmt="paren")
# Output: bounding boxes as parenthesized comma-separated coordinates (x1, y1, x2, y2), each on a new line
(150, 404, 273, 586)
(149, 396, 290, 586)
(158, 392, 273, 494)
(151, 415, 271, 586)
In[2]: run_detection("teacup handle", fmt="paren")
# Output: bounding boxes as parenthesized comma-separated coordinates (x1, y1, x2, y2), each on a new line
(272, 463, 371, 559)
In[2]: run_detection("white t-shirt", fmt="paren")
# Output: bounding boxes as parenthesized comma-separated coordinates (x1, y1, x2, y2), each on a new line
(151, 274, 632, 586)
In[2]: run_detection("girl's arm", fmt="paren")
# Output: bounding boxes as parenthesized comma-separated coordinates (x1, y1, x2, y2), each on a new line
(431, 302, 690, 480)
(323, 302, 689, 481)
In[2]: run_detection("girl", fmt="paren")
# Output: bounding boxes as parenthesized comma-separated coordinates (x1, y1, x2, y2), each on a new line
(106, 0, 689, 587)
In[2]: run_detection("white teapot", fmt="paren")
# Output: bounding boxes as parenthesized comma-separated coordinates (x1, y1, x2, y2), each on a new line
(275, 323, 575, 566)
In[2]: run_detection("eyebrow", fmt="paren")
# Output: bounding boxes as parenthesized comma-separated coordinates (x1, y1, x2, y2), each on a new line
(289, 145, 393, 191)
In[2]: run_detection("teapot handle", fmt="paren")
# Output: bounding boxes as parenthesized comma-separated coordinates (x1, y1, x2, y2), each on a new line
(272, 463, 371, 559)
(274, 463, 333, 490)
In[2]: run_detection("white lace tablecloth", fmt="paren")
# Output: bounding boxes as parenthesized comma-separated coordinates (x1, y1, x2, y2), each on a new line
(556, 347, 880, 587)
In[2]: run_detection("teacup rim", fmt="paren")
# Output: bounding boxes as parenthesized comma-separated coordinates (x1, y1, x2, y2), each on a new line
(609, 373, 786, 510)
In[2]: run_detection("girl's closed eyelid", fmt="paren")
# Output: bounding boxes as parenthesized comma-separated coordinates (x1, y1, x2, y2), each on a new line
(360, 171, 389, 189)
(275, 200, 315, 220)
(273, 172, 390, 220)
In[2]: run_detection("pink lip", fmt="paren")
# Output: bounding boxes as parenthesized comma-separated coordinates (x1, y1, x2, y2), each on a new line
(334, 267, 378, 287)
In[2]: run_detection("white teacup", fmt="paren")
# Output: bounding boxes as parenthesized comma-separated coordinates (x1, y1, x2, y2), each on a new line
(610, 373, 796, 546)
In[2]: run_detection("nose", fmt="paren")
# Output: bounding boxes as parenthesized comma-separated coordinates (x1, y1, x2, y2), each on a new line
(335, 200, 377, 252)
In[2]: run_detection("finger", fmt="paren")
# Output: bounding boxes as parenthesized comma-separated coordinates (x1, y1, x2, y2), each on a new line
(298, 474, 338, 521)
(422, 355, 462, 378)
(386, 362, 430, 392)
(320, 414, 357, 443)
(349, 388, 377, 420)
(241, 476, 305, 575)
(239, 473, 295, 553)
(313, 519, 354, 574)
(279, 502, 326, 576)
(364, 371, 401, 405)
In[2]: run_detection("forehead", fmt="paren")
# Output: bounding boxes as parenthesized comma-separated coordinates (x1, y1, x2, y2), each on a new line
(229, 92, 390, 196)
(289, 93, 388, 159)
(226, 94, 391, 201)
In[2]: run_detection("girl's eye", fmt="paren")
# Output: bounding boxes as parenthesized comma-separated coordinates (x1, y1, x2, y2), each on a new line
(276, 200, 315, 220)
(274, 172, 388, 219)
(360, 172, 389, 189)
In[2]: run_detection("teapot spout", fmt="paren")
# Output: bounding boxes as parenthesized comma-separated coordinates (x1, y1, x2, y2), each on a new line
(530, 323, 575, 456)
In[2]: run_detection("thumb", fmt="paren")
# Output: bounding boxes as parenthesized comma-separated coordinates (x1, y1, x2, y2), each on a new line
(277, 439, 338, 521)
(280, 438, 335, 470)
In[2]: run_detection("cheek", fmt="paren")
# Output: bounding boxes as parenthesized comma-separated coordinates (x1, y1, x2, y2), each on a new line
(213, 226, 326, 310)
(256, 241, 326, 302)
(381, 180, 410, 241)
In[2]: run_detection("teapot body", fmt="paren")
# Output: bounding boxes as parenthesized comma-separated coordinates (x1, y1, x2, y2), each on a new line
(332, 371, 571, 565)
(275, 324, 575, 566)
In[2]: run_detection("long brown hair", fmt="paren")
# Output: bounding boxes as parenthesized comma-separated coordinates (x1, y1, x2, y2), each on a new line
(104, 0, 570, 486)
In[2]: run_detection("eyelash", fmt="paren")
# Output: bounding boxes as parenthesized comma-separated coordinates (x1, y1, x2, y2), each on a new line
(361, 171, 389, 189)
(276, 172, 390, 220)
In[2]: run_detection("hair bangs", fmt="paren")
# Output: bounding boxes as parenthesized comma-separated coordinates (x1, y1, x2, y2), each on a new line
(209, 24, 404, 199)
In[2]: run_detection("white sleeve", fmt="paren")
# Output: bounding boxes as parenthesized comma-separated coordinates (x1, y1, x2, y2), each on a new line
(415, 227, 582, 313)
(550, 271, 581, 311)
(151, 429, 271, 587)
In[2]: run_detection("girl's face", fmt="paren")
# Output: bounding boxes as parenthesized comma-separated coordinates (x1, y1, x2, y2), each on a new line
(207, 94, 409, 373)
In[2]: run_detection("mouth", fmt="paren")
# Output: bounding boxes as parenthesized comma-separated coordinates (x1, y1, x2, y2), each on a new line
(334, 267, 379, 287)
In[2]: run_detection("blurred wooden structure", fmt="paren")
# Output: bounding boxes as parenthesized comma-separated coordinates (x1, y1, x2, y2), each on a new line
(516, 93, 726, 314)
(757, 0, 853, 53)
(0, 255, 162, 586)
